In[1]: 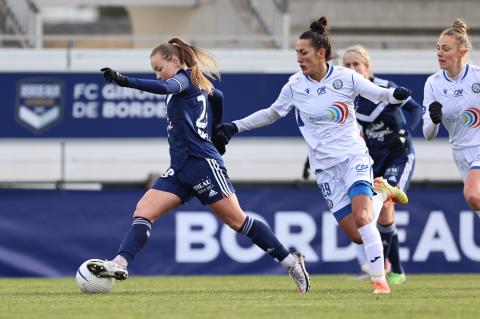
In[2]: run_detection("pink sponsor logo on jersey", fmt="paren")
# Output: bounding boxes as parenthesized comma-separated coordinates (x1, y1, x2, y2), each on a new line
(461, 107, 480, 128)
(327, 102, 349, 124)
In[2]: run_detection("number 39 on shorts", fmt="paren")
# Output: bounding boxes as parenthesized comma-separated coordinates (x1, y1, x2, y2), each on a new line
(320, 183, 331, 197)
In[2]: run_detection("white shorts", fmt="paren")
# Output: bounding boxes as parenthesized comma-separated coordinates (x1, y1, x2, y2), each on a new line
(314, 151, 374, 220)
(452, 146, 480, 182)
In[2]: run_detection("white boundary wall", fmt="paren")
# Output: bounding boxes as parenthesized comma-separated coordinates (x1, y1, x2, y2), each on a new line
(0, 49, 470, 183)
(2, 48, 475, 73)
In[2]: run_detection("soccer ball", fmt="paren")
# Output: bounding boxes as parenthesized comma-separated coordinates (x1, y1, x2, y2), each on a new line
(76, 259, 115, 294)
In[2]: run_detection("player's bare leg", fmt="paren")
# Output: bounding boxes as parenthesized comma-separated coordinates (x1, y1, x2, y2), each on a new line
(89, 190, 181, 280)
(210, 194, 311, 293)
(464, 169, 480, 212)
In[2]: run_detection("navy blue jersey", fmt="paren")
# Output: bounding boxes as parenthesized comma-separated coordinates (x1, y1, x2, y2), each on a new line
(356, 77, 423, 163)
(128, 70, 222, 170)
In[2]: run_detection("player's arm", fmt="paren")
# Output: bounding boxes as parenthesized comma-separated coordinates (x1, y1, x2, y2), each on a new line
(401, 97, 423, 132)
(100, 67, 189, 94)
(423, 117, 440, 140)
(422, 79, 441, 140)
(214, 83, 294, 145)
(213, 105, 282, 146)
(353, 72, 410, 105)
(233, 82, 293, 132)
(209, 88, 227, 155)
(209, 88, 224, 129)
(232, 105, 283, 132)
(383, 96, 424, 152)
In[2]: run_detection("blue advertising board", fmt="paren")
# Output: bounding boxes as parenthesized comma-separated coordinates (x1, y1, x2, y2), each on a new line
(0, 187, 478, 277)
(0, 72, 447, 138)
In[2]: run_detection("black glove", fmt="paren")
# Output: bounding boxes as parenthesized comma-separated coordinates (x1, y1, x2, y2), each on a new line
(388, 129, 408, 152)
(100, 67, 129, 87)
(211, 135, 226, 155)
(302, 158, 310, 180)
(393, 87, 411, 100)
(429, 101, 443, 124)
(213, 122, 238, 145)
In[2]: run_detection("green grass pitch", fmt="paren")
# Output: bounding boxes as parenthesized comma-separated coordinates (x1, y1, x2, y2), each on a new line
(0, 275, 479, 319)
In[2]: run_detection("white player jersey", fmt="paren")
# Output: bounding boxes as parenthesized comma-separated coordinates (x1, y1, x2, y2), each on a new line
(423, 64, 480, 150)
(270, 64, 399, 170)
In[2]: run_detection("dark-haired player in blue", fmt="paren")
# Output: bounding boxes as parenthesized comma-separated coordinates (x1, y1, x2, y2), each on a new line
(343, 45, 423, 285)
(87, 37, 310, 294)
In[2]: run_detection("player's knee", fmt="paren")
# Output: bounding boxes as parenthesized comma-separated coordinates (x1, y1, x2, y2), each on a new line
(342, 224, 363, 244)
(349, 233, 363, 245)
(378, 210, 394, 225)
(464, 191, 480, 210)
(223, 216, 244, 231)
(133, 202, 155, 221)
(353, 211, 372, 227)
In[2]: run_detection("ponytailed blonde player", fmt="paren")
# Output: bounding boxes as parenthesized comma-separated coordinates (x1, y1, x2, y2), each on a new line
(214, 17, 411, 294)
(423, 19, 480, 213)
(87, 37, 311, 294)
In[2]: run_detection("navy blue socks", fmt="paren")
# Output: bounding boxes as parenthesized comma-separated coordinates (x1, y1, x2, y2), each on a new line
(117, 217, 152, 263)
(377, 222, 394, 269)
(388, 232, 404, 274)
(377, 222, 404, 274)
(238, 216, 290, 262)
(116, 215, 292, 265)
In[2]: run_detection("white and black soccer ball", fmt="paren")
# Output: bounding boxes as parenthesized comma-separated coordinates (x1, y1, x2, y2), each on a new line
(76, 259, 115, 294)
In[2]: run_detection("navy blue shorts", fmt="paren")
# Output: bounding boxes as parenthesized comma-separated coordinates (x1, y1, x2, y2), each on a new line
(374, 151, 415, 192)
(152, 156, 235, 205)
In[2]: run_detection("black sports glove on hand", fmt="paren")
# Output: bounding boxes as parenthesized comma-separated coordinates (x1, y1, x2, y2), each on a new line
(428, 101, 443, 124)
(393, 87, 411, 101)
(100, 67, 129, 87)
(302, 158, 310, 180)
(211, 135, 226, 155)
(388, 129, 408, 152)
(213, 122, 238, 145)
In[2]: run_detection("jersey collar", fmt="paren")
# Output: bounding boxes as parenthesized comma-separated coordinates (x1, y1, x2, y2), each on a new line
(442, 64, 469, 82)
(305, 63, 334, 83)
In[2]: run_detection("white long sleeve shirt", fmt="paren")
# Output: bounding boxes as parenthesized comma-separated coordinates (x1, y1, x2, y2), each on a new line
(423, 64, 480, 150)
(234, 64, 401, 171)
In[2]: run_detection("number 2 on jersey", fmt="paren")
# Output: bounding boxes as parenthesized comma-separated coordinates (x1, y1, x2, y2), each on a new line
(196, 95, 208, 140)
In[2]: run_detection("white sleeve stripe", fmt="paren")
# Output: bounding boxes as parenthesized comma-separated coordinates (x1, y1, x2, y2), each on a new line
(398, 153, 415, 191)
(169, 77, 183, 93)
(355, 101, 389, 123)
(399, 96, 411, 108)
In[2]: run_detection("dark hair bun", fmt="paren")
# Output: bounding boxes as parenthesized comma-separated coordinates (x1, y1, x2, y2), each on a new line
(310, 16, 328, 34)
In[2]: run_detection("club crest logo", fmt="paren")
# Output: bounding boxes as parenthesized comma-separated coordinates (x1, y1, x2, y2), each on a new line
(326, 199, 333, 210)
(471, 83, 480, 93)
(15, 78, 65, 134)
(333, 79, 343, 90)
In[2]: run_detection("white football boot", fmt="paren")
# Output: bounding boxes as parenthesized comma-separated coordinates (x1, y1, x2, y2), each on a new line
(87, 259, 128, 280)
(288, 252, 311, 294)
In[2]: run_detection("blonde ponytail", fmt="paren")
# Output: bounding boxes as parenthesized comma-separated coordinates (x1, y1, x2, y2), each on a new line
(151, 38, 220, 93)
